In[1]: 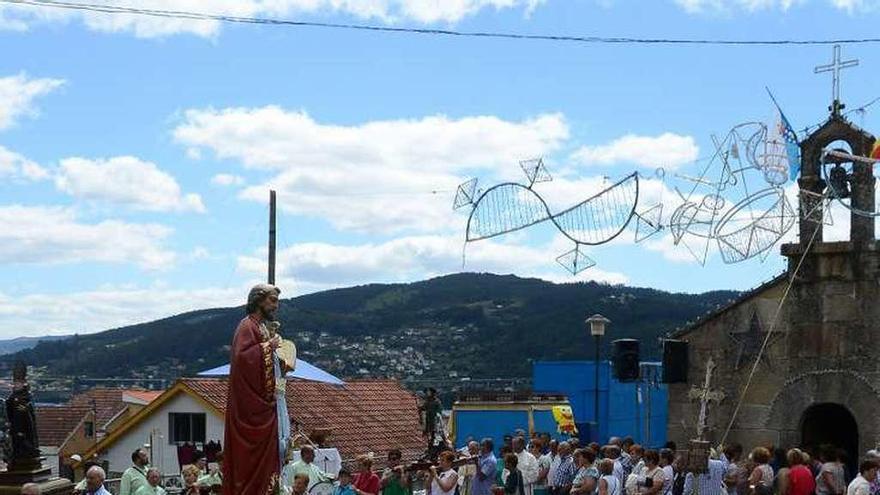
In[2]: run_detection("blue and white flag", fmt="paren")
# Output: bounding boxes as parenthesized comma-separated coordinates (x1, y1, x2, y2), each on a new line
(767, 88, 801, 180)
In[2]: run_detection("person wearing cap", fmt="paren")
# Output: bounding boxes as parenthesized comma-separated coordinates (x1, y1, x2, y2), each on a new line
(61, 454, 82, 482)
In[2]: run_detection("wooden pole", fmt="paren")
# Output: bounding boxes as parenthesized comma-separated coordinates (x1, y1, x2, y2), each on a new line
(268, 190, 276, 285)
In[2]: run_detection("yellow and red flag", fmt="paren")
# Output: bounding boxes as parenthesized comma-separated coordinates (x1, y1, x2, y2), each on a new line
(872, 141, 880, 161)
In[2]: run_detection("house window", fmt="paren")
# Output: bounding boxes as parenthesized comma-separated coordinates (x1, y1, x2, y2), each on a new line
(168, 413, 206, 444)
(84, 421, 94, 438)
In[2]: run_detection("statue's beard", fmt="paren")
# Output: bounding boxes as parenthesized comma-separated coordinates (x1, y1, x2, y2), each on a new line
(260, 306, 277, 321)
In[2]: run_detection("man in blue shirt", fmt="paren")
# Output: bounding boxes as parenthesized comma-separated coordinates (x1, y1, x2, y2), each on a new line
(552, 442, 577, 495)
(84, 465, 112, 495)
(685, 458, 725, 495)
(473, 438, 498, 495)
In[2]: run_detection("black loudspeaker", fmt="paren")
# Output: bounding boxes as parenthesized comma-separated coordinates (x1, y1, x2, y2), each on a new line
(612, 339, 640, 382)
(661, 339, 689, 383)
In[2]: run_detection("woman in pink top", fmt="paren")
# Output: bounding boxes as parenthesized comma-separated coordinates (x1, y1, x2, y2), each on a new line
(787, 449, 816, 495)
(354, 455, 381, 495)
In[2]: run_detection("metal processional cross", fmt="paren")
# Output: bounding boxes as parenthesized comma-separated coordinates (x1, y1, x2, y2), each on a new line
(687, 357, 725, 440)
(814, 44, 859, 115)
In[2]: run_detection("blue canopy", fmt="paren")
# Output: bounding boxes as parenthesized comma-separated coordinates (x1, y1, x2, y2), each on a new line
(198, 359, 344, 386)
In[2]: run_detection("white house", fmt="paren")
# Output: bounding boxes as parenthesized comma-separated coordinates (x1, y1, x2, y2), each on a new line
(81, 377, 424, 477)
(91, 385, 224, 477)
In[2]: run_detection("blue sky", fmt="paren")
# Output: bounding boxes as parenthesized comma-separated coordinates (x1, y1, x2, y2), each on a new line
(0, 0, 878, 337)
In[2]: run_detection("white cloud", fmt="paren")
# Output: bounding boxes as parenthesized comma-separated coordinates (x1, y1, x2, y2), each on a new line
(0, 145, 49, 181)
(0, 205, 176, 270)
(674, 0, 801, 12)
(0, 0, 545, 38)
(0, 284, 242, 337)
(0, 72, 64, 130)
(571, 133, 699, 170)
(175, 107, 567, 173)
(211, 173, 245, 187)
(237, 234, 628, 289)
(829, 0, 880, 11)
(175, 107, 568, 234)
(672, 0, 880, 13)
(55, 156, 206, 213)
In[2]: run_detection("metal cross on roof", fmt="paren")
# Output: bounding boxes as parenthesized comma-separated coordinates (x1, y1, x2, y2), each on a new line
(687, 357, 725, 440)
(814, 44, 859, 116)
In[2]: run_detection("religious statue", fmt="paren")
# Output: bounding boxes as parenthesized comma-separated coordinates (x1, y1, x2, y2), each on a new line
(418, 388, 450, 461)
(223, 284, 296, 495)
(6, 361, 40, 469)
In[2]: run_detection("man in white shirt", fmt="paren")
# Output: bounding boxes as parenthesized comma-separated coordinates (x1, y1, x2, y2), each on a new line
(282, 445, 333, 493)
(630, 445, 646, 477)
(847, 460, 878, 495)
(514, 436, 540, 495)
(605, 445, 626, 489)
(659, 449, 676, 495)
(458, 442, 480, 495)
(533, 441, 551, 490)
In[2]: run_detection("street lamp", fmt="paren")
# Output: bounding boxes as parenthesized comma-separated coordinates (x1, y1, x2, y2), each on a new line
(586, 314, 610, 443)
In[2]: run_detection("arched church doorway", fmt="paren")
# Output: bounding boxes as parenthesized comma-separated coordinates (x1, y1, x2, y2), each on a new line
(801, 403, 859, 475)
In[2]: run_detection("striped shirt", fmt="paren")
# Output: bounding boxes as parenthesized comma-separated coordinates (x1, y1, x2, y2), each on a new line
(554, 456, 578, 488)
(688, 460, 724, 495)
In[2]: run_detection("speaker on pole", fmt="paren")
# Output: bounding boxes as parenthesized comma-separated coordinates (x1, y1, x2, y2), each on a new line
(612, 339, 640, 382)
(661, 339, 688, 383)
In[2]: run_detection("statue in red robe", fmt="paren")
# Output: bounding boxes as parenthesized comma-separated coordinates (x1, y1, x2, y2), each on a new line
(224, 284, 283, 495)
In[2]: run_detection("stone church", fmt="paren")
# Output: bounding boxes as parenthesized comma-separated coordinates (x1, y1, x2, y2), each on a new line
(666, 90, 879, 464)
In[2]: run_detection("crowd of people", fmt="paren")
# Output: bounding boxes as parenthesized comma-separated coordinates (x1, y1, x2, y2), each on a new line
(279, 435, 880, 495)
(438, 436, 880, 495)
(18, 435, 880, 495)
(46, 447, 225, 495)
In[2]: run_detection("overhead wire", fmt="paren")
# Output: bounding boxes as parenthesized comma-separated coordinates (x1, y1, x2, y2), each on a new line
(5, 0, 880, 46)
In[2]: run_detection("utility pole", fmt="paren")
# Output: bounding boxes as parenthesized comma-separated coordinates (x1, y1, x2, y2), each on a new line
(268, 190, 276, 285)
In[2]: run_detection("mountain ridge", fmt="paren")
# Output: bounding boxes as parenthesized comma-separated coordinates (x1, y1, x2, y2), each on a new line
(10, 273, 739, 383)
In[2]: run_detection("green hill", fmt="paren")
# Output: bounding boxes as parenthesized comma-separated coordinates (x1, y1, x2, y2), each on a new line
(10, 273, 738, 383)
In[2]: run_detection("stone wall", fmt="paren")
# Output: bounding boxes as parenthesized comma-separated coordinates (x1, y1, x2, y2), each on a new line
(668, 241, 880, 454)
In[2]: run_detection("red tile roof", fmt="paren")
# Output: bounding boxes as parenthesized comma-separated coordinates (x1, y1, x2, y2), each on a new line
(68, 387, 154, 429)
(38, 387, 160, 449)
(35, 405, 89, 447)
(68, 388, 127, 428)
(123, 390, 163, 405)
(180, 378, 424, 463)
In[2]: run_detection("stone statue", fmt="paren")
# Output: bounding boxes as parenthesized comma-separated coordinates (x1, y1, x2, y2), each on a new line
(6, 361, 40, 468)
